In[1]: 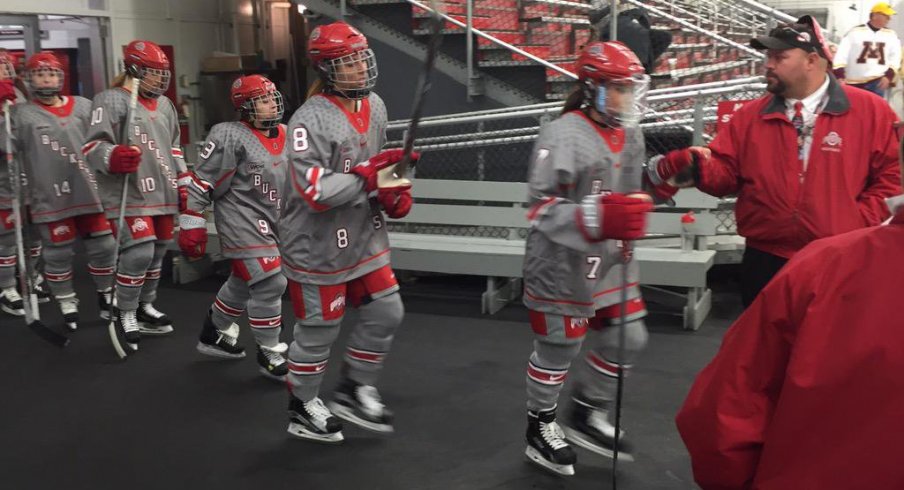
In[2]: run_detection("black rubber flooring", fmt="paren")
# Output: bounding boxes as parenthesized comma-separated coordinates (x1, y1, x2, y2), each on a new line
(0, 264, 742, 490)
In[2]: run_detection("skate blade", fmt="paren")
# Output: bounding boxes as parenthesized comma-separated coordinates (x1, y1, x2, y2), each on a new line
(65, 323, 78, 332)
(329, 401, 394, 434)
(99, 311, 111, 321)
(36, 297, 50, 304)
(287, 422, 344, 444)
(525, 446, 575, 476)
(1, 305, 24, 316)
(196, 342, 246, 359)
(561, 426, 634, 463)
(138, 325, 174, 335)
(258, 366, 287, 382)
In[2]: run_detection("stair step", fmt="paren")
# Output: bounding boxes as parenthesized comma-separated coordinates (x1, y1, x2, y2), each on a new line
(477, 31, 527, 47)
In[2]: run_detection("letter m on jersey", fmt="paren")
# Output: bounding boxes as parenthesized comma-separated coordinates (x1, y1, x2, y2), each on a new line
(857, 42, 887, 64)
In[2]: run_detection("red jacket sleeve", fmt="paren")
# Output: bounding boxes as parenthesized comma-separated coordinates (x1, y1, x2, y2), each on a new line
(675, 251, 823, 489)
(696, 113, 743, 197)
(858, 104, 902, 226)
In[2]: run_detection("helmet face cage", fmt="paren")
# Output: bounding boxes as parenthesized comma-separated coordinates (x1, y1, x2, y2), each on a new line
(321, 49, 378, 100)
(129, 64, 171, 98)
(242, 90, 285, 129)
(26, 66, 65, 98)
(586, 74, 650, 127)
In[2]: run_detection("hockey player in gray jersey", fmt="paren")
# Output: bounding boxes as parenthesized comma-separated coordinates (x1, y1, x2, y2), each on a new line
(180, 74, 289, 381)
(82, 40, 191, 351)
(281, 22, 416, 443)
(521, 42, 703, 476)
(10, 52, 117, 331)
(0, 51, 23, 316)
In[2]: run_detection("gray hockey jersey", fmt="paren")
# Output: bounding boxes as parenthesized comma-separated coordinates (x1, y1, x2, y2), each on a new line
(0, 107, 12, 210)
(523, 110, 645, 318)
(11, 96, 103, 223)
(187, 121, 287, 259)
(82, 87, 187, 219)
(279, 93, 390, 285)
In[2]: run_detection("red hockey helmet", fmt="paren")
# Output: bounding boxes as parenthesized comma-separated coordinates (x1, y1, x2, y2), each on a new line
(123, 40, 171, 98)
(575, 41, 649, 127)
(0, 51, 15, 82)
(230, 74, 284, 129)
(25, 52, 64, 98)
(308, 22, 378, 100)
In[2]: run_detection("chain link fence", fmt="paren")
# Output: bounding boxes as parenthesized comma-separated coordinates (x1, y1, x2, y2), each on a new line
(387, 80, 766, 181)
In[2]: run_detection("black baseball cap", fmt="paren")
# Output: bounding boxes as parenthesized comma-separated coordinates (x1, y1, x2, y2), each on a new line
(750, 15, 833, 61)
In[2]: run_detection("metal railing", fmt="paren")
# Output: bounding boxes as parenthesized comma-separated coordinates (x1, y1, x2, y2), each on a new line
(388, 76, 766, 130)
(406, 0, 578, 79)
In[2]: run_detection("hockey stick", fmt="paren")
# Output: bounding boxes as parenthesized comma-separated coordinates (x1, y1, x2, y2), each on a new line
(610, 240, 630, 488)
(107, 77, 140, 359)
(4, 101, 68, 347)
(380, 0, 444, 187)
(611, 192, 650, 488)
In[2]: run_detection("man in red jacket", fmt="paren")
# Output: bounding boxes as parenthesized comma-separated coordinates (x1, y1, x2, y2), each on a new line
(675, 188, 904, 489)
(662, 16, 901, 306)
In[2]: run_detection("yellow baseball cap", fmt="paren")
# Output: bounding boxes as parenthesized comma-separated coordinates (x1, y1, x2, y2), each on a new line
(871, 2, 896, 16)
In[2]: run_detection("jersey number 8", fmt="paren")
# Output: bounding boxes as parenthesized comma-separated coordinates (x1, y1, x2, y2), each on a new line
(293, 127, 309, 152)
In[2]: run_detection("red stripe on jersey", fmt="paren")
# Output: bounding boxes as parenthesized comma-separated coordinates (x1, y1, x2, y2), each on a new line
(0, 255, 16, 267)
(81, 140, 101, 155)
(45, 271, 73, 282)
(592, 282, 641, 300)
(289, 164, 329, 212)
(526, 196, 558, 222)
(586, 352, 622, 378)
(214, 169, 237, 189)
(346, 347, 385, 364)
(284, 248, 390, 275)
(117, 273, 146, 287)
(186, 172, 212, 192)
(249, 315, 281, 328)
(214, 298, 244, 317)
(288, 359, 328, 375)
(88, 265, 114, 276)
(145, 268, 162, 280)
(595, 297, 647, 321)
(171, 148, 184, 158)
(527, 362, 567, 385)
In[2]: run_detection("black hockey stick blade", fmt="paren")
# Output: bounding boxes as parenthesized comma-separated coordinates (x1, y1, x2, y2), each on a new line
(28, 319, 69, 348)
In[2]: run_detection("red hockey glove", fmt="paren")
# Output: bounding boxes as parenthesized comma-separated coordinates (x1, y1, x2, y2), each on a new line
(352, 149, 420, 192)
(654, 147, 707, 185)
(579, 192, 652, 242)
(178, 211, 207, 258)
(109, 145, 142, 174)
(0, 81, 15, 105)
(378, 188, 413, 219)
(600, 193, 652, 240)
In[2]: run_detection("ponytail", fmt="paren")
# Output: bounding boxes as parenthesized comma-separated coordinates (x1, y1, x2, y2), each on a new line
(111, 72, 128, 89)
(561, 86, 586, 116)
(306, 78, 325, 100)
